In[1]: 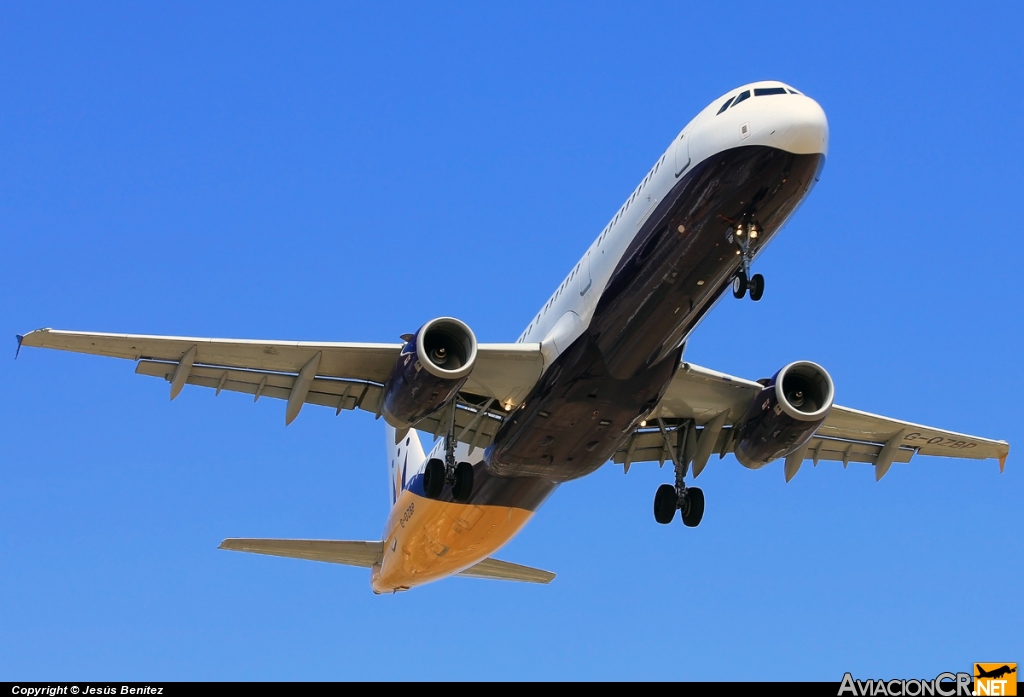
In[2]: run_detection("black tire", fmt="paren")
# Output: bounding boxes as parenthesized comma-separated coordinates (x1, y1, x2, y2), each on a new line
(452, 461, 474, 502)
(732, 271, 747, 299)
(423, 458, 445, 499)
(749, 274, 764, 302)
(681, 487, 705, 527)
(654, 484, 678, 524)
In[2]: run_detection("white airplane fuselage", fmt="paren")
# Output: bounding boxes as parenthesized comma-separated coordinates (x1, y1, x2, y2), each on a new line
(373, 81, 829, 592)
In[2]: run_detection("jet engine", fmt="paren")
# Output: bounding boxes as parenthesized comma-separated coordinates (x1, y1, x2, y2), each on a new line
(381, 317, 478, 429)
(734, 361, 834, 469)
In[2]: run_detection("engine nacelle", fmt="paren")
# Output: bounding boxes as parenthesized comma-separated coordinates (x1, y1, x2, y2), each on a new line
(734, 361, 834, 469)
(381, 317, 478, 429)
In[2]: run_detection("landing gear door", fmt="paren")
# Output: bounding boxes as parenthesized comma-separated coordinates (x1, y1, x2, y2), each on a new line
(674, 130, 691, 178)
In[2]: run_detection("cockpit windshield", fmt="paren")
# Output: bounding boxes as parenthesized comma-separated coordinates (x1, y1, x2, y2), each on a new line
(716, 86, 797, 115)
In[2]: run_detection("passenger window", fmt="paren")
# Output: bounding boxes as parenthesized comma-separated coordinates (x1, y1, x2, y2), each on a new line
(731, 90, 750, 107)
(754, 87, 787, 96)
(717, 97, 734, 114)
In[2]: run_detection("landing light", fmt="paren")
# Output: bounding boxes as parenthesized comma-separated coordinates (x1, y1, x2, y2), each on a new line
(640, 420, 647, 427)
(749, 229, 758, 239)
(504, 402, 513, 411)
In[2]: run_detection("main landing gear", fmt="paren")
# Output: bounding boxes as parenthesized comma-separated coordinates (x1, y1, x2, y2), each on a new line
(652, 419, 705, 527)
(731, 222, 764, 302)
(423, 402, 474, 503)
(653, 480, 705, 527)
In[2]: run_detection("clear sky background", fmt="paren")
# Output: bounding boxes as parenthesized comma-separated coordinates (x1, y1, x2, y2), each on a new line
(2, 1, 1021, 681)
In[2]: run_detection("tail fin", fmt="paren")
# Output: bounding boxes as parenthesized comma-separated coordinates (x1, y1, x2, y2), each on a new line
(385, 423, 426, 509)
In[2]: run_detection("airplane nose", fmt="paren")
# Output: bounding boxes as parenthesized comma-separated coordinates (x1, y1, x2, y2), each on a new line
(770, 97, 829, 156)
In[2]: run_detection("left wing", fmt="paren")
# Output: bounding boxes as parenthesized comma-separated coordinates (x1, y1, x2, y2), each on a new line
(17, 328, 544, 443)
(614, 361, 1009, 480)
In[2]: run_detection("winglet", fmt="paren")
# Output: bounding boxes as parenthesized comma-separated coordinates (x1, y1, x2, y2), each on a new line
(999, 450, 1008, 473)
(14, 328, 52, 358)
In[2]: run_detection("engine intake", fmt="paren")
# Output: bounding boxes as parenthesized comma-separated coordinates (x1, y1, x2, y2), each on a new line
(734, 361, 834, 469)
(381, 317, 478, 429)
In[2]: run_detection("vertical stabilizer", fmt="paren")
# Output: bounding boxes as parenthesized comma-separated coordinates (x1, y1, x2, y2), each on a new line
(385, 423, 426, 509)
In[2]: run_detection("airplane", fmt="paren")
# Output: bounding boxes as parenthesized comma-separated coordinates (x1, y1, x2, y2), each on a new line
(17, 80, 1010, 594)
(976, 666, 1016, 680)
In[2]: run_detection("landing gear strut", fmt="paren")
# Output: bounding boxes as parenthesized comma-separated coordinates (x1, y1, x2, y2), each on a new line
(731, 223, 764, 302)
(651, 419, 705, 527)
(424, 401, 474, 502)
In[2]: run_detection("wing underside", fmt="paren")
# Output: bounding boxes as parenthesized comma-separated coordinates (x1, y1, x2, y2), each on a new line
(16, 329, 1009, 477)
(17, 328, 540, 451)
(616, 362, 1009, 480)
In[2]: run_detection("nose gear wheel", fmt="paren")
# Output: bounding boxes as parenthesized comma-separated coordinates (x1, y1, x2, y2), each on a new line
(732, 223, 765, 302)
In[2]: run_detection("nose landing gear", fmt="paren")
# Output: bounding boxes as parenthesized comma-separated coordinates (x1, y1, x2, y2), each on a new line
(731, 223, 765, 302)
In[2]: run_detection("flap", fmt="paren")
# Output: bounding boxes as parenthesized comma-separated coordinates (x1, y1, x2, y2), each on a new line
(803, 435, 916, 466)
(136, 360, 384, 413)
(135, 360, 503, 449)
(819, 406, 1009, 462)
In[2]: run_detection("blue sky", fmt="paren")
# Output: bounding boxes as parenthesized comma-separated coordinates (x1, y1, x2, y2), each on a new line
(2, 1, 1021, 681)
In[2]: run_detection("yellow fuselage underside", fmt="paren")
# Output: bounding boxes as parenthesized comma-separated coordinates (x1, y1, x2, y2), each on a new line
(371, 490, 534, 593)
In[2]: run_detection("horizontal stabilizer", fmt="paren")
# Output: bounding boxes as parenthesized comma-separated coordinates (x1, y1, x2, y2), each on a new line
(219, 538, 383, 567)
(219, 538, 554, 583)
(457, 557, 555, 584)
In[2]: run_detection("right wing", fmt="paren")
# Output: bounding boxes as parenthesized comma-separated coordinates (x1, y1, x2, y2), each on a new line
(614, 361, 1009, 480)
(17, 328, 545, 444)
